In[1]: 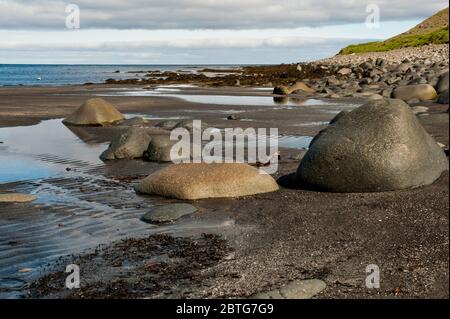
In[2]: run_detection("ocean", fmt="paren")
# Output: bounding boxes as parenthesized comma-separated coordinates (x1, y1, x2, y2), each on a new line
(0, 64, 242, 87)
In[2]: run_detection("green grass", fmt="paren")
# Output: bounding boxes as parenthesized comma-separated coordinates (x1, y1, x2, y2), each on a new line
(339, 27, 449, 55)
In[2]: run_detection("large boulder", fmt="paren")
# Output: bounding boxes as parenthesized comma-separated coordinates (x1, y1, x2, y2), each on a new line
(289, 82, 315, 94)
(155, 120, 179, 130)
(391, 84, 437, 101)
(273, 82, 314, 95)
(100, 127, 151, 160)
(437, 89, 449, 104)
(117, 116, 147, 127)
(143, 134, 178, 162)
(135, 163, 279, 199)
(63, 98, 124, 126)
(296, 99, 448, 192)
(435, 71, 449, 94)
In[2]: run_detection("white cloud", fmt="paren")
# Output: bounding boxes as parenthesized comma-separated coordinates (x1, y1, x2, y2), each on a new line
(0, 0, 447, 30)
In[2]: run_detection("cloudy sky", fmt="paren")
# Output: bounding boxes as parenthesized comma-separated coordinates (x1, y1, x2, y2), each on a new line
(0, 0, 447, 64)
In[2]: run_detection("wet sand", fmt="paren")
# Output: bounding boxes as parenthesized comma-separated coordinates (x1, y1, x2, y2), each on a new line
(0, 84, 448, 299)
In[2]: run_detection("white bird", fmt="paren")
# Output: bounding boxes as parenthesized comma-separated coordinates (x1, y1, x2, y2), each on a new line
(36, 76, 42, 81)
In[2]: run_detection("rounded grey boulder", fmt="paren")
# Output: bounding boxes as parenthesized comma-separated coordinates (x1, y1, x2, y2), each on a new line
(435, 71, 449, 94)
(100, 127, 151, 160)
(296, 99, 448, 192)
(141, 203, 197, 224)
(143, 134, 179, 162)
(437, 89, 449, 104)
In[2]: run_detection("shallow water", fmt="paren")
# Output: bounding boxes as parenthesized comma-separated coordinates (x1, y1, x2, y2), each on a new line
(0, 119, 107, 184)
(0, 117, 314, 298)
(96, 88, 343, 108)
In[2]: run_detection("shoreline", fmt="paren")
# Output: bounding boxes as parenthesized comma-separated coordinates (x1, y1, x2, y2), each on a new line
(0, 46, 449, 299)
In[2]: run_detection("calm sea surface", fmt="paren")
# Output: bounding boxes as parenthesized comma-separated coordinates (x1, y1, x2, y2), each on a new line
(0, 64, 243, 86)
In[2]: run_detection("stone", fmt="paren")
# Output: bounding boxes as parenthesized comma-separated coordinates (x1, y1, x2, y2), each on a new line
(296, 99, 448, 192)
(337, 68, 352, 76)
(143, 134, 180, 162)
(252, 279, 326, 299)
(227, 115, 239, 120)
(174, 120, 208, 133)
(273, 82, 314, 95)
(0, 193, 37, 203)
(437, 89, 449, 104)
(329, 110, 350, 124)
(392, 84, 438, 101)
(396, 62, 412, 73)
(411, 106, 429, 115)
(289, 82, 315, 94)
(63, 98, 124, 126)
(100, 127, 151, 160)
(141, 203, 197, 224)
(155, 120, 179, 130)
(117, 116, 147, 127)
(435, 71, 449, 93)
(135, 163, 279, 199)
(367, 94, 383, 100)
(273, 85, 290, 95)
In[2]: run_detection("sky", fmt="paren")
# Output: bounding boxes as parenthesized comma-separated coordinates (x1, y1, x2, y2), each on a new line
(0, 0, 448, 64)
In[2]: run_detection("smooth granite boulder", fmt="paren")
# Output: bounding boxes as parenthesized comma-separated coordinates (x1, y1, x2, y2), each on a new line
(135, 163, 279, 199)
(391, 84, 437, 101)
(63, 98, 124, 126)
(143, 134, 178, 162)
(100, 127, 151, 160)
(296, 99, 448, 192)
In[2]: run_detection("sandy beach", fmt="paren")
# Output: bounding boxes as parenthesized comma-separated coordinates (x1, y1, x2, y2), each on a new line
(0, 81, 448, 299)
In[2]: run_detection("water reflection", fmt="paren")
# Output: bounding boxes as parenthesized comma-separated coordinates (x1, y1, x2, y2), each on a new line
(0, 119, 107, 183)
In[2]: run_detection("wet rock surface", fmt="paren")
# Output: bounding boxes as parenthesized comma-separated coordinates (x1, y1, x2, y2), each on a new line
(297, 99, 448, 192)
(135, 163, 280, 199)
(63, 98, 124, 126)
(100, 127, 151, 160)
(141, 203, 198, 224)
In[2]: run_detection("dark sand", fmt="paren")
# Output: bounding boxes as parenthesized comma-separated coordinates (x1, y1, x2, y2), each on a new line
(0, 84, 448, 299)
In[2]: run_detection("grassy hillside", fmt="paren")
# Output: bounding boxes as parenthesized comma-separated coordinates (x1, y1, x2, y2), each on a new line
(339, 7, 449, 55)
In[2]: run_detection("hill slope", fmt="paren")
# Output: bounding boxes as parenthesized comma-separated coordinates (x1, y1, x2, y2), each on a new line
(339, 7, 449, 55)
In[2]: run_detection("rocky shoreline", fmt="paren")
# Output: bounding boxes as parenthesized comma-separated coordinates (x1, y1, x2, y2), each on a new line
(0, 44, 448, 299)
(101, 45, 449, 105)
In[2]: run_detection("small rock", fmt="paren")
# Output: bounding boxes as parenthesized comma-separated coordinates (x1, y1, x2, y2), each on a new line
(141, 203, 197, 224)
(337, 68, 352, 76)
(227, 115, 239, 120)
(0, 193, 37, 203)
